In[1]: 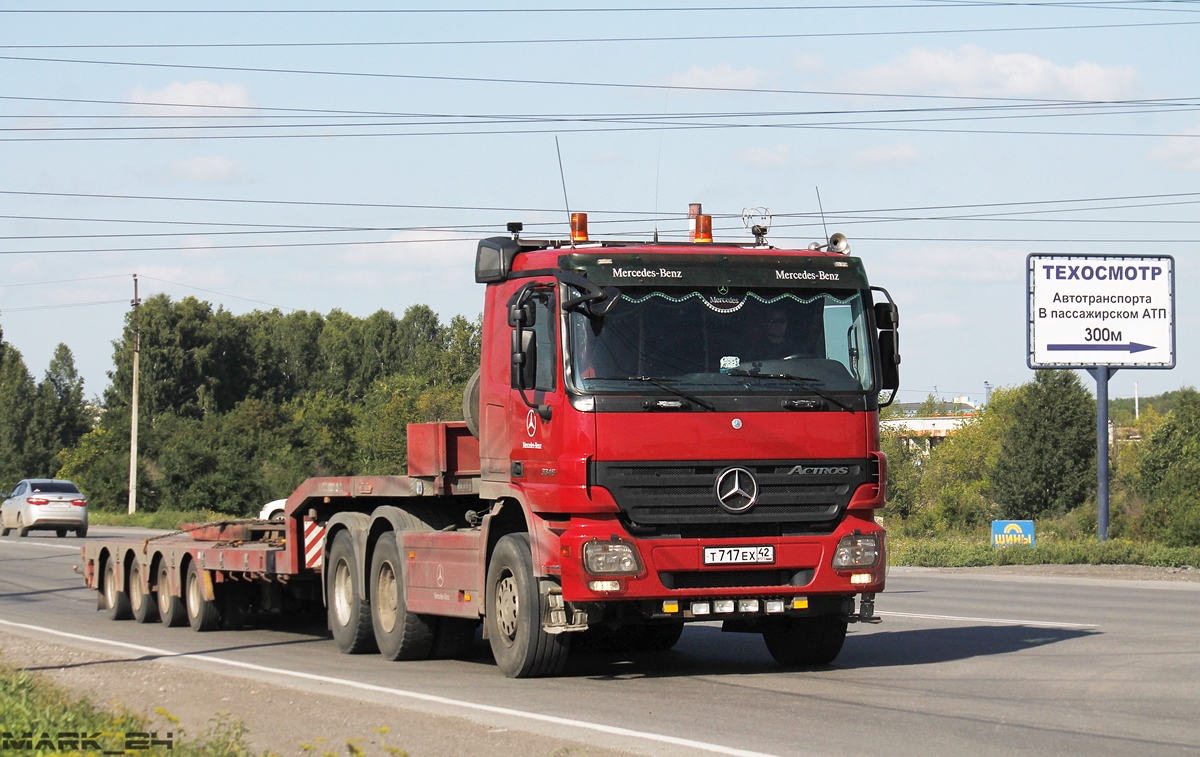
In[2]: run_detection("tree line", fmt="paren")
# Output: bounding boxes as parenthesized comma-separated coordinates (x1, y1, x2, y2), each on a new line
(883, 371, 1200, 547)
(0, 296, 479, 514)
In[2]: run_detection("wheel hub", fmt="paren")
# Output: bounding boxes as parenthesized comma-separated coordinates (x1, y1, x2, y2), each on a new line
(376, 561, 398, 634)
(333, 558, 354, 626)
(495, 573, 519, 641)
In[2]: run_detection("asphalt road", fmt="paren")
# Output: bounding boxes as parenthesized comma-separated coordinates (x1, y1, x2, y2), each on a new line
(1, 526, 1198, 757)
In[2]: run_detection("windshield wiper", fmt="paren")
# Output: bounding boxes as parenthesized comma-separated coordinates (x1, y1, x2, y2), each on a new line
(625, 376, 715, 411)
(725, 370, 854, 413)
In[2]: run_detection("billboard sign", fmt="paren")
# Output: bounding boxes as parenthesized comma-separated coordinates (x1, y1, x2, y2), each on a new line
(1028, 254, 1175, 369)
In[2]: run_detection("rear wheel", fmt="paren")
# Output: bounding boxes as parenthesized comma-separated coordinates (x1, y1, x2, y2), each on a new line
(185, 561, 220, 632)
(762, 615, 848, 667)
(17, 515, 28, 538)
(327, 531, 375, 654)
(431, 618, 479, 659)
(76, 526, 88, 538)
(56, 528, 67, 538)
(485, 533, 570, 678)
(129, 562, 159, 623)
(157, 562, 188, 627)
(370, 531, 435, 660)
(103, 558, 131, 620)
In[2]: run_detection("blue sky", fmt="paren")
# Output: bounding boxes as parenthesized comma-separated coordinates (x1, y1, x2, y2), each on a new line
(1, 1, 1198, 405)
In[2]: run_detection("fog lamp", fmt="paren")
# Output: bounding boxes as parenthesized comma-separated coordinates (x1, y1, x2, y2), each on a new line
(588, 580, 621, 592)
(690, 602, 711, 616)
(714, 600, 735, 614)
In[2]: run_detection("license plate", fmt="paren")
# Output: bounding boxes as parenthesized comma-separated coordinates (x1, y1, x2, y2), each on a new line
(703, 546, 775, 565)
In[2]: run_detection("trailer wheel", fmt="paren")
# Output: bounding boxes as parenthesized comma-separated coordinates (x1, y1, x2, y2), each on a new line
(485, 533, 570, 678)
(369, 531, 435, 660)
(129, 562, 159, 624)
(157, 562, 188, 627)
(185, 561, 220, 632)
(762, 615, 848, 667)
(103, 558, 131, 620)
(327, 531, 376, 654)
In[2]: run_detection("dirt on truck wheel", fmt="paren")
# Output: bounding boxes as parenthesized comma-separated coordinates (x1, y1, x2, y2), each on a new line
(485, 533, 570, 678)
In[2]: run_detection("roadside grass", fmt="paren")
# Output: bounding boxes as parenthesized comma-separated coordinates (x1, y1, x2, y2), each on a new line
(890, 534, 1200, 568)
(0, 660, 265, 756)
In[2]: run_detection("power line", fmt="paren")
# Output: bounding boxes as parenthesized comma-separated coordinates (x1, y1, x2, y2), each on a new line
(0, 273, 131, 288)
(4, 2, 1199, 13)
(2, 18, 1199, 50)
(0, 53, 1153, 105)
(0, 298, 128, 313)
(139, 275, 297, 312)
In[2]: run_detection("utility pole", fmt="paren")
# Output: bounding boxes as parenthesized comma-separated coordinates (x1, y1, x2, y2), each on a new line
(127, 274, 141, 515)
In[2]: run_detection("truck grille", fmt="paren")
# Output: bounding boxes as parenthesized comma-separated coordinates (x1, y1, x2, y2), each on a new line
(591, 459, 871, 536)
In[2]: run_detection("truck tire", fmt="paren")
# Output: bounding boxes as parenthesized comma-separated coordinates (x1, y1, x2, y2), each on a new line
(462, 368, 481, 438)
(157, 562, 188, 627)
(103, 558, 132, 620)
(431, 618, 478, 659)
(185, 561, 221, 632)
(762, 615, 848, 667)
(129, 561, 159, 624)
(485, 533, 570, 678)
(327, 531, 376, 654)
(370, 531, 435, 660)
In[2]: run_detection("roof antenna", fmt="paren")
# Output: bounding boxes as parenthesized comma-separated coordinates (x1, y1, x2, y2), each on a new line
(815, 186, 830, 247)
(555, 135, 575, 248)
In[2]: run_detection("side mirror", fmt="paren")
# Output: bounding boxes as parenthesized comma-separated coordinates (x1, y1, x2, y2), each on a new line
(878, 330, 900, 391)
(511, 329, 538, 390)
(874, 301, 898, 330)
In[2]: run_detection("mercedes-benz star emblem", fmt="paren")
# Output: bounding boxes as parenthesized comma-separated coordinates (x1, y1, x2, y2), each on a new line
(526, 408, 538, 437)
(715, 467, 758, 513)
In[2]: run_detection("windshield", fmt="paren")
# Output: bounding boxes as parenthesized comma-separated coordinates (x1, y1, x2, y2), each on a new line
(567, 287, 873, 393)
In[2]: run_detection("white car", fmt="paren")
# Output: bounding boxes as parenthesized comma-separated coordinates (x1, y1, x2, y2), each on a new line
(258, 499, 287, 522)
(1, 479, 88, 538)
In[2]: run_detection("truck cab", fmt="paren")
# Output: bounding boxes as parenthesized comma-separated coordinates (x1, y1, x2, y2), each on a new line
(467, 222, 899, 673)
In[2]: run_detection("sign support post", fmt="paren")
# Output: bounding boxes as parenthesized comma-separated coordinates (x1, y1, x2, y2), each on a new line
(1028, 254, 1175, 543)
(1086, 366, 1115, 541)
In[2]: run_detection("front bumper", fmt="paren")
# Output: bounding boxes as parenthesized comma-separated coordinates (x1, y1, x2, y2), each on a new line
(557, 512, 885, 604)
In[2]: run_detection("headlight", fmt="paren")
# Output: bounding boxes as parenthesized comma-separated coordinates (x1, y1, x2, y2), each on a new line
(832, 534, 880, 569)
(582, 539, 642, 575)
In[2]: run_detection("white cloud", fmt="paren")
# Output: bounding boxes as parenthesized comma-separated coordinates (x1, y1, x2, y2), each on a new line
(1149, 127, 1200, 172)
(127, 81, 255, 114)
(668, 65, 766, 91)
(794, 53, 824, 73)
(170, 155, 243, 183)
(850, 45, 1137, 99)
(737, 145, 791, 169)
(851, 143, 919, 170)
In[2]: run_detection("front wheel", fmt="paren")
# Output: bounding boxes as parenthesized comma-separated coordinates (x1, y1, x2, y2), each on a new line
(327, 531, 375, 654)
(762, 615, 848, 667)
(485, 533, 570, 678)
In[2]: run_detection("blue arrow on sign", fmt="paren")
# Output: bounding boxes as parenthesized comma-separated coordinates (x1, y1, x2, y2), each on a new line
(1047, 343, 1154, 353)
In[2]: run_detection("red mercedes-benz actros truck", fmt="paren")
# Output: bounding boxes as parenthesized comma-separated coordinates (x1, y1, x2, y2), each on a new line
(81, 210, 900, 678)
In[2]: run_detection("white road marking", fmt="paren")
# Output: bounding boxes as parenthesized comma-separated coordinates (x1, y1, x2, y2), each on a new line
(877, 611, 1097, 629)
(0, 540, 81, 551)
(0, 618, 781, 757)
